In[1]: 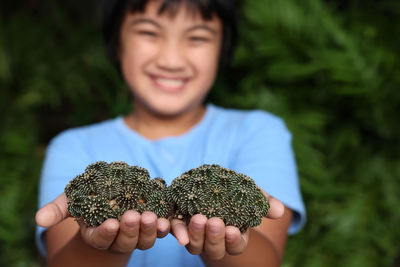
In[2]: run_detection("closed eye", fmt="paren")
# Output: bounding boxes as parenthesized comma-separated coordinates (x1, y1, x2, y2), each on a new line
(189, 36, 210, 42)
(138, 30, 158, 37)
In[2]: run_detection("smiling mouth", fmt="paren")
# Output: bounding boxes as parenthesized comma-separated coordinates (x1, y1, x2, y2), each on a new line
(152, 76, 187, 92)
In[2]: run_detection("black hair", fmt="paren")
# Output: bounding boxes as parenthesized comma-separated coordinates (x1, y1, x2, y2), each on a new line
(101, 0, 238, 73)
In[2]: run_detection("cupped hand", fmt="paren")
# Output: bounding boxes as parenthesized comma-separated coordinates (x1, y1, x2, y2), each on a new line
(35, 193, 170, 253)
(172, 215, 249, 260)
(171, 194, 284, 260)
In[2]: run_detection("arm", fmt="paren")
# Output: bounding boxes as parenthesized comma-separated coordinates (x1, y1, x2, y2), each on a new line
(36, 131, 170, 266)
(36, 193, 170, 267)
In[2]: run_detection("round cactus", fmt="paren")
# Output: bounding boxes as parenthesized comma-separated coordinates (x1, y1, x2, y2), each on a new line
(167, 164, 270, 232)
(65, 161, 170, 227)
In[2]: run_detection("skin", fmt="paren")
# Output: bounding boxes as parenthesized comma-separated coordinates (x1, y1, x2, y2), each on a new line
(35, 1, 293, 266)
(120, 0, 222, 139)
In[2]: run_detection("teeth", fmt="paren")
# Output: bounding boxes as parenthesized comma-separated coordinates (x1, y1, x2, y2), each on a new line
(156, 78, 184, 87)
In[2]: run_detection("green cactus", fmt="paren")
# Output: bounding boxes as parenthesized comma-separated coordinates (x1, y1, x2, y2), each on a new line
(65, 162, 269, 231)
(65, 161, 170, 227)
(167, 164, 270, 232)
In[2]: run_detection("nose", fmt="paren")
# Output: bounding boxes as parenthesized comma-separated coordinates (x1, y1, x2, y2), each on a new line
(155, 41, 186, 72)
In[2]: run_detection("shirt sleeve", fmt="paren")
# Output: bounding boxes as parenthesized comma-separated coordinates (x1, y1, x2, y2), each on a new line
(229, 111, 306, 234)
(35, 129, 92, 256)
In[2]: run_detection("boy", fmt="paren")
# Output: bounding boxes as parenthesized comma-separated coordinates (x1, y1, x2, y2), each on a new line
(35, 0, 305, 266)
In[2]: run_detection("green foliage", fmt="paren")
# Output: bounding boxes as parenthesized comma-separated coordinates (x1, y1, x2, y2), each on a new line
(1, 0, 399, 266)
(212, 0, 400, 266)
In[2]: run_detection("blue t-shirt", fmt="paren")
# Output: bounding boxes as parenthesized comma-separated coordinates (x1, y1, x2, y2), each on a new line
(36, 103, 306, 266)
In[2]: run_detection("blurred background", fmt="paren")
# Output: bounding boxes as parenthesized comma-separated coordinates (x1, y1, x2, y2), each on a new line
(1, 0, 399, 266)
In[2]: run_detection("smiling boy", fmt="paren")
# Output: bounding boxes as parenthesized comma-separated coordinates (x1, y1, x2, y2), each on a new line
(35, 1, 305, 266)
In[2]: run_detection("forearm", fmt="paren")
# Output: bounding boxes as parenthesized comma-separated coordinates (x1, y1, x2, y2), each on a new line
(47, 232, 132, 267)
(201, 229, 281, 267)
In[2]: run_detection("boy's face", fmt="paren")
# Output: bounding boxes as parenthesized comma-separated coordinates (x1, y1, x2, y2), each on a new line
(118, 0, 222, 117)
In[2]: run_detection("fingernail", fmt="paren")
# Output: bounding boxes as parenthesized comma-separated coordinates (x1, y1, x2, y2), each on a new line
(180, 236, 189, 246)
(158, 230, 168, 236)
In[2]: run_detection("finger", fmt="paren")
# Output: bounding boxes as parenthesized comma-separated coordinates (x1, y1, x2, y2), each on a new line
(204, 217, 226, 260)
(266, 196, 285, 219)
(171, 219, 189, 246)
(35, 193, 70, 227)
(225, 226, 249, 255)
(137, 211, 157, 250)
(157, 218, 170, 238)
(186, 214, 207, 255)
(81, 218, 119, 250)
(258, 187, 285, 219)
(110, 210, 141, 253)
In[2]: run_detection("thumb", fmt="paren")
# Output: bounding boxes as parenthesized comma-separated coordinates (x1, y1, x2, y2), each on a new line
(258, 187, 285, 219)
(265, 195, 285, 219)
(35, 193, 70, 227)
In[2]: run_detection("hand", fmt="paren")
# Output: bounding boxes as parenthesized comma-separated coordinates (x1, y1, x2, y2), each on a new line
(171, 193, 285, 260)
(35, 193, 170, 253)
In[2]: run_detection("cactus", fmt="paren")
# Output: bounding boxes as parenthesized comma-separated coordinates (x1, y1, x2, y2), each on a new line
(65, 162, 269, 232)
(65, 161, 170, 227)
(168, 164, 270, 232)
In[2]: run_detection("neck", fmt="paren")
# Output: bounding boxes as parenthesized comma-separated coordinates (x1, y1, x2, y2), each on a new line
(124, 105, 207, 140)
